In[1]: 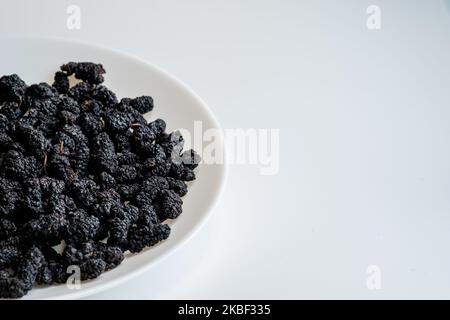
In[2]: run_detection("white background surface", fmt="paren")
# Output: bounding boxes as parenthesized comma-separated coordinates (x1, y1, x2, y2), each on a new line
(1, 0, 450, 299)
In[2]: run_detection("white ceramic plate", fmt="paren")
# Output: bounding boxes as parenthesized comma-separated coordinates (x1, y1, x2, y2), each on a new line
(0, 36, 227, 299)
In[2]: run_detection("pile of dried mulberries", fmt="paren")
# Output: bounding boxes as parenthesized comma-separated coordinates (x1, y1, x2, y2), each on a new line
(0, 62, 200, 298)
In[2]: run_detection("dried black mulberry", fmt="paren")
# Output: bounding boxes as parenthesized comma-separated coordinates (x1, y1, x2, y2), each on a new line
(0, 62, 200, 298)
